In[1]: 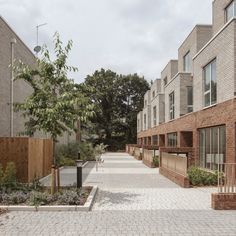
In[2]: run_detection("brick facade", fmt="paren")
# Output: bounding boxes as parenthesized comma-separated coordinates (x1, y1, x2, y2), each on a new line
(138, 98, 236, 164)
(212, 193, 236, 210)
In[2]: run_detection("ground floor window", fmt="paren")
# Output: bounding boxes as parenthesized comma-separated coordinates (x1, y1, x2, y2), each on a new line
(199, 126, 225, 171)
(167, 132, 177, 147)
(152, 135, 158, 145)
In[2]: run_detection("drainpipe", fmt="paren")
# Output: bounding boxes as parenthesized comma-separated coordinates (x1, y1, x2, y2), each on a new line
(10, 38, 17, 137)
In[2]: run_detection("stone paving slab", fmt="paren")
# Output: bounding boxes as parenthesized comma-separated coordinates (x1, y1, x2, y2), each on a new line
(0, 210, 236, 235)
(1, 152, 236, 235)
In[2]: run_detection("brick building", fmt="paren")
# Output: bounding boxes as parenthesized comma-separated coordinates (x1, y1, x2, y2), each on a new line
(0, 16, 76, 144)
(137, 0, 236, 174)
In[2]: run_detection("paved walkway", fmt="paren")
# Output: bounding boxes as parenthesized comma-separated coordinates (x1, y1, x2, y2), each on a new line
(0, 153, 236, 235)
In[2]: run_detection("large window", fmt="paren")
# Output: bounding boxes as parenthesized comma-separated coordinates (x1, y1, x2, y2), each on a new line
(144, 114, 147, 130)
(199, 126, 226, 171)
(183, 51, 190, 72)
(204, 59, 217, 107)
(137, 119, 140, 131)
(167, 132, 177, 147)
(187, 86, 193, 113)
(169, 91, 175, 120)
(153, 106, 157, 126)
(226, 1, 236, 22)
(164, 77, 167, 86)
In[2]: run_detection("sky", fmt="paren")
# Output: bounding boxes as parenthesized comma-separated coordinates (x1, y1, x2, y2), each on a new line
(1, 0, 212, 83)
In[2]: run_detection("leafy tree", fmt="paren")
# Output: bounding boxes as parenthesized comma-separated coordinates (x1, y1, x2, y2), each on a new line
(82, 69, 149, 150)
(14, 33, 93, 164)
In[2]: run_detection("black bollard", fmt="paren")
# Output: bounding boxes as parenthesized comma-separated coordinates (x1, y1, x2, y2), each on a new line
(76, 152, 83, 188)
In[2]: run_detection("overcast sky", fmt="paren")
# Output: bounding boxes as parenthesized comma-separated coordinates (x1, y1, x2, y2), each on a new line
(1, 0, 212, 83)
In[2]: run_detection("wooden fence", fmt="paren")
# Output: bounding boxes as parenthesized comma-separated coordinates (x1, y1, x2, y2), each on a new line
(161, 152, 188, 176)
(218, 163, 236, 193)
(0, 137, 53, 182)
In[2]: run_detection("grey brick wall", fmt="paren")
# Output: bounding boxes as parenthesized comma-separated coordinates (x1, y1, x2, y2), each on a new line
(193, 19, 236, 112)
(0, 17, 76, 144)
(178, 25, 212, 74)
(164, 73, 193, 122)
(161, 60, 178, 92)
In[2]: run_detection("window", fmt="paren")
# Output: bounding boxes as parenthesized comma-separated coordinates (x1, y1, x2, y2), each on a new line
(204, 59, 217, 107)
(152, 135, 158, 145)
(152, 91, 155, 98)
(164, 77, 167, 86)
(226, 1, 236, 22)
(169, 91, 175, 120)
(153, 106, 157, 126)
(187, 86, 193, 113)
(183, 51, 190, 72)
(145, 100, 147, 106)
(199, 126, 225, 171)
(167, 133, 177, 147)
(144, 114, 147, 130)
(137, 119, 140, 130)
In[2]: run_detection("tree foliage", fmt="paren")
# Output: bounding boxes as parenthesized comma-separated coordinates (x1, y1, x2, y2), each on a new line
(14, 33, 93, 143)
(82, 69, 150, 150)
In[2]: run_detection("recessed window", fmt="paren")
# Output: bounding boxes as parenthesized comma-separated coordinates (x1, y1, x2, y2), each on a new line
(144, 114, 147, 130)
(153, 106, 157, 126)
(137, 119, 140, 130)
(183, 51, 190, 72)
(187, 86, 193, 113)
(204, 59, 217, 107)
(167, 132, 177, 147)
(152, 135, 158, 145)
(152, 91, 155, 98)
(164, 77, 167, 86)
(169, 91, 175, 120)
(226, 1, 235, 22)
(145, 100, 147, 106)
(199, 126, 225, 171)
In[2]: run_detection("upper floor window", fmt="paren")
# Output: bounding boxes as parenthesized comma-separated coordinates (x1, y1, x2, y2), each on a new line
(153, 106, 157, 126)
(226, 1, 236, 22)
(183, 51, 190, 72)
(187, 86, 193, 113)
(137, 119, 140, 130)
(204, 59, 217, 107)
(144, 114, 147, 130)
(152, 135, 158, 146)
(144, 100, 147, 106)
(164, 77, 167, 86)
(169, 91, 175, 120)
(167, 132, 177, 147)
(152, 91, 155, 98)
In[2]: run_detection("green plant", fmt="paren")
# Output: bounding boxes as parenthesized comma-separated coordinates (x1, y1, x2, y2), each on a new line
(187, 166, 218, 186)
(0, 191, 29, 205)
(153, 156, 159, 167)
(29, 191, 55, 206)
(94, 143, 108, 156)
(0, 164, 3, 185)
(2, 162, 17, 189)
(59, 157, 76, 166)
(79, 142, 95, 161)
(57, 190, 83, 205)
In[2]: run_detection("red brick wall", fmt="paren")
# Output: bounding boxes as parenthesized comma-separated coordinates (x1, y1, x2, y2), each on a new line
(138, 98, 236, 164)
(212, 193, 236, 210)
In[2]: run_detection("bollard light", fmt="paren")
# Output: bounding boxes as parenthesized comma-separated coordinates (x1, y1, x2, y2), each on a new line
(76, 159, 83, 188)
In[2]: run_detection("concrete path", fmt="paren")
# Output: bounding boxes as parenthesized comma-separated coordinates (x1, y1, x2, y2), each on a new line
(1, 152, 236, 235)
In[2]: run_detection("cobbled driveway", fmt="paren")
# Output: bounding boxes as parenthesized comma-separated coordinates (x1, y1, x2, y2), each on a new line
(0, 153, 236, 235)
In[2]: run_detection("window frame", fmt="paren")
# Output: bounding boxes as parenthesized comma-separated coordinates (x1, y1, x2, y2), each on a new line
(225, 0, 235, 22)
(183, 51, 190, 72)
(203, 59, 217, 107)
(169, 91, 175, 120)
(153, 106, 157, 126)
(167, 132, 178, 147)
(187, 86, 193, 113)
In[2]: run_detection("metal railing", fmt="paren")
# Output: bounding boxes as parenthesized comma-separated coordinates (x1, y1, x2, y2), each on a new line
(218, 163, 236, 193)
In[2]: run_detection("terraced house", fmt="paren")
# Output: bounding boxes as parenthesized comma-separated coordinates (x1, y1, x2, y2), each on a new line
(135, 0, 236, 187)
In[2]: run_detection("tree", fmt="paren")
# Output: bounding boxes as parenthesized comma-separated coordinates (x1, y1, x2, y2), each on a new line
(82, 69, 150, 150)
(14, 32, 93, 164)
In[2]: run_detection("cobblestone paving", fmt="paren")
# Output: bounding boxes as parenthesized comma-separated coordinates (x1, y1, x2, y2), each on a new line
(1, 152, 236, 236)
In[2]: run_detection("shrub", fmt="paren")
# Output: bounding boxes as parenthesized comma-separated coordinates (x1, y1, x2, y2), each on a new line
(153, 156, 159, 167)
(0, 191, 29, 205)
(0, 162, 17, 190)
(57, 190, 82, 205)
(0, 164, 3, 185)
(29, 191, 55, 206)
(56, 141, 96, 165)
(187, 166, 218, 186)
